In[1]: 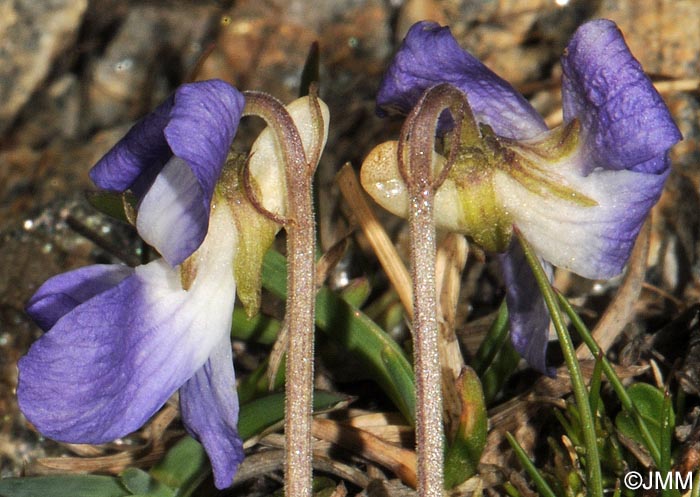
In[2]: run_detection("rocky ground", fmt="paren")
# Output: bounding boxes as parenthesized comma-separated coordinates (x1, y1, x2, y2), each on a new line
(1, 0, 699, 494)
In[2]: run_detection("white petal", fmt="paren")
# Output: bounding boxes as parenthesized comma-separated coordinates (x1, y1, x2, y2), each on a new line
(137, 156, 205, 266)
(495, 153, 665, 278)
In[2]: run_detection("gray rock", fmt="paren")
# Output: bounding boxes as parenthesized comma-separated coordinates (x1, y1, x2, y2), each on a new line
(0, 0, 88, 134)
(84, 3, 220, 131)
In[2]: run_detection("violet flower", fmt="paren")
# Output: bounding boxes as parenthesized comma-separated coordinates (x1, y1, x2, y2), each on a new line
(19, 80, 245, 489)
(362, 20, 681, 372)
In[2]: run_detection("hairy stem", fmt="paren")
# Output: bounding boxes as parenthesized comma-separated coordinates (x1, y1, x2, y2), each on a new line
(398, 84, 471, 497)
(243, 91, 321, 497)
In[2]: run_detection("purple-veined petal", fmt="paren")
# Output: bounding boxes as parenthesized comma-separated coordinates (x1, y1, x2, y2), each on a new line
(90, 80, 244, 262)
(561, 19, 681, 174)
(377, 21, 547, 140)
(495, 145, 669, 279)
(499, 243, 554, 376)
(137, 156, 205, 266)
(26, 265, 134, 331)
(89, 96, 174, 196)
(18, 202, 238, 444)
(180, 336, 243, 489)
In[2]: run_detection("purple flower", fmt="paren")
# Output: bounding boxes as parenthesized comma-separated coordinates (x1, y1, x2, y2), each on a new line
(364, 20, 681, 372)
(19, 80, 245, 489)
(90, 79, 244, 266)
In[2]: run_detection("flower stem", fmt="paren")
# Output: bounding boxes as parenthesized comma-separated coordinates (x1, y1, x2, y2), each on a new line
(557, 292, 662, 465)
(243, 91, 323, 497)
(516, 233, 603, 497)
(398, 84, 471, 497)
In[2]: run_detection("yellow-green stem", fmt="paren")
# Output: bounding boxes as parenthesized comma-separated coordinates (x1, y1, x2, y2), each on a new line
(517, 234, 603, 497)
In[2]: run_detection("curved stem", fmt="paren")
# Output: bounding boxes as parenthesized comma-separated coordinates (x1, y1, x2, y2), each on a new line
(398, 83, 470, 497)
(243, 92, 319, 497)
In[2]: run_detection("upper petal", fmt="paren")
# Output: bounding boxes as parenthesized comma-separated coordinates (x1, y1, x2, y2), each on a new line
(91, 80, 244, 264)
(377, 21, 547, 140)
(89, 96, 174, 196)
(180, 336, 244, 489)
(561, 19, 681, 174)
(26, 264, 134, 331)
(18, 203, 238, 443)
(163, 79, 244, 233)
(149, 80, 243, 264)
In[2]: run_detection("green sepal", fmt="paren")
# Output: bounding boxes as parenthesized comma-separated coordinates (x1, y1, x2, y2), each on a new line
(86, 191, 137, 225)
(217, 153, 280, 317)
(444, 366, 488, 488)
(120, 468, 173, 497)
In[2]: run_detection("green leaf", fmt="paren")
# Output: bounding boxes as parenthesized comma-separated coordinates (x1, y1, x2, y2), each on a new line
(120, 468, 173, 497)
(472, 301, 509, 375)
(239, 390, 349, 441)
(86, 191, 136, 224)
(615, 383, 673, 456)
(299, 42, 320, 98)
(231, 307, 281, 345)
(149, 437, 207, 492)
(444, 367, 488, 488)
(505, 433, 557, 497)
(0, 475, 128, 497)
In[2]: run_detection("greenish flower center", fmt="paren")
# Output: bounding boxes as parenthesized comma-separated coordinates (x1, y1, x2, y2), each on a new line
(446, 119, 595, 253)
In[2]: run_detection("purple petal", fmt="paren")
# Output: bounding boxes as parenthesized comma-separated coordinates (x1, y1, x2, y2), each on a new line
(26, 265, 133, 331)
(561, 19, 681, 174)
(90, 80, 244, 263)
(377, 21, 547, 140)
(161, 80, 244, 259)
(18, 254, 236, 443)
(180, 336, 243, 489)
(499, 242, 554, 376)
(89, 96, 174, 196)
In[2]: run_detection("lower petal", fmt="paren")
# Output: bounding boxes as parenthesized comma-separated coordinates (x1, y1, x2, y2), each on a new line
(180, 336, 244, 489)
(18, 256, 235, 443)
(499, 242, 554, 376)
(26, 264, 133, 331)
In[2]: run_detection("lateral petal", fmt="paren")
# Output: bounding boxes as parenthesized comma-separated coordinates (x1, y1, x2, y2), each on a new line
(18, 203, 238, 444)
(26, 264, 134, 331)
(137, 156, 205, 266)
(495, 149, 668, 279)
